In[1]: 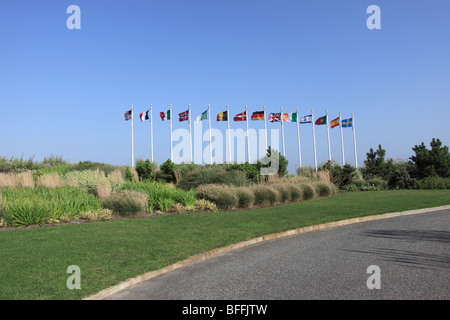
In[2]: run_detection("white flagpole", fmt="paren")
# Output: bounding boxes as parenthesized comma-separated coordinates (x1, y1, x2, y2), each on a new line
(339, 112, 345, 165)
(264, 106, 268, 155)
(170, 104, 173, 161)
(246, 105, 250, 163)
(227, 105, 231, 163)
(281, 107, 285, 157)
(352, 113, 358, 168)
(189, 104, 192, 163)
(208, 104, 212, 165)
(296, 107, 302, 168)
(311, 109, 317, 172)
(150, 104, 153, 163)
(326, 110, 331, 162)
(131, 105, 134, 167)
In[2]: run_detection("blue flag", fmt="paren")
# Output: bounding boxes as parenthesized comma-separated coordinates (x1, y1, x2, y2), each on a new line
(342, 118, 353, 128)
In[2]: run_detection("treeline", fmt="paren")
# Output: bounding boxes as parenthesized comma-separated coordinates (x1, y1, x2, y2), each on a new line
(309, 138, 450, 191)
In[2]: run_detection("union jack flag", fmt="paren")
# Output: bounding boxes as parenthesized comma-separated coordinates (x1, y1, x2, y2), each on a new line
(268, 112, 281, 122)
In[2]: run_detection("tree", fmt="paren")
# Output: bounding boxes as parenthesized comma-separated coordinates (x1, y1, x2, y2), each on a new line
(262, 147, 288, 178)
(363, 145, 394, 180)
(410, 138, 450, 179)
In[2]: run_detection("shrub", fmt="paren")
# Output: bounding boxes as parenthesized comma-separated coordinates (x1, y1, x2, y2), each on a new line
(102, 190, 148, 216)
(252, 185, 280, 206)
(122, 181, 198, 212)
(235, 187, 255, 208)
(193, 199, 218, 212)
(341, 184, 358, 192)
(388, 168, 414, 190)
(171, 203, 186, 214)
(271, 184, 291, 203)
(301, 184, 316, 200)
(366, 178, 388, 190)
(1, 186, 101, 227)
(414, 176, 450, 189)
(314, 182, 332, 197)
(287, 184, 302, 201)
(79, 209, 113, 221)
(135, 159, 156, 181)
(177, 168, 248, 190)
(196, 184, 238, 210)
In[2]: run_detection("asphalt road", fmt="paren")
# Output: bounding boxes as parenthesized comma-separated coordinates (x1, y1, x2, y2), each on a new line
(106, 209, 450, 300)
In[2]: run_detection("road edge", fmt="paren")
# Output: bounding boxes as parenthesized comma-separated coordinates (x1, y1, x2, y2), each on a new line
(83, 204, 450, 300)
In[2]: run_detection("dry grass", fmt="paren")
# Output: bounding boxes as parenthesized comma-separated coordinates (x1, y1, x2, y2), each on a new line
(95, 179, 111, 200)
(0, 172, 35, 188)
(36, 173, 64, 188)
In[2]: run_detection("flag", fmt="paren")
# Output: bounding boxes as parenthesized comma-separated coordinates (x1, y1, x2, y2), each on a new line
(196, 110, 208, 123)
(300, 115, 312, 124)
(315, 115, 327, 125)
(124, 110, 132, 121)
(342, 118, 353, 128)
(179, 110, 189, 122)
(160, 110, 171, 121)
(217, 111, 228, 121)
(139, 111, 149, 122)
(330, 117, 339, 128)
(251, 111, 264, 121)
(268, 113, 281, 122)
(233, 111, 247, 121)
(283, 112, 297, 122)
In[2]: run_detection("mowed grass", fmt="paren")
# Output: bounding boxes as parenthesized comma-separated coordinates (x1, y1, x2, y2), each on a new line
(0, 190, 449, 300)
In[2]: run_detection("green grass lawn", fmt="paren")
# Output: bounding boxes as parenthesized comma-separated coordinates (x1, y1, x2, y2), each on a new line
(1, 189, 449, 300)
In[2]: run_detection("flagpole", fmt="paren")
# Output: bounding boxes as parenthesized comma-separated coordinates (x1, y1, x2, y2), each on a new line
(280, 107, 285, 157)
(339, 112, 345, 165)
(227, 105, 231, 163)
(311, 109, 317, 172)
(352, 113, 358, 168)
(264, 106, 268, 156)
(189, 104, 192, 163)
(170, 104, 173, 162)
(296, 107, 302, 168)
(326, 110, 331, 162)
(245, 105, 250, 163)
(131, 105, 134, 167)
(208, 104, 212, 165)
(150, 104, 153, 163)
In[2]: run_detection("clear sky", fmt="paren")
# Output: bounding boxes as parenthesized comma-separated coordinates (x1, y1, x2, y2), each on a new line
(1, 0, 449, 173)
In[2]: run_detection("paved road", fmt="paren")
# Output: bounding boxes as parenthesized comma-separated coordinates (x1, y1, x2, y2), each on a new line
(106, 209, 450, 300)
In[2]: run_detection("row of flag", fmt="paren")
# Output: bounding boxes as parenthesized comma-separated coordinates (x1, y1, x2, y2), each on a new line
(125, 108, 353, 128)
(123, 105, 357, 170)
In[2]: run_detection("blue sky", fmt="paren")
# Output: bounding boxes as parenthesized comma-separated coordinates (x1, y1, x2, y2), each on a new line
(1, 0, 449, 173)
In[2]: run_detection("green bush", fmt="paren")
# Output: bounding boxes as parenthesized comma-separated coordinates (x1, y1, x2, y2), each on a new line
(196, 184, 238, 210)
(414, 176, 450, 189)
(252, 185, 280, 206)
(314, 182, 332, 197)
(122, 181, 197, 211)
(102, 190, 148, 216)
(1, 186, 101, 227)
(177, 168, 248, 190)
(235, 187, 255, 208)
(302, 184, 316, 200)
(388, 168, 414, 190)
(366, 178, 388, 190)
(271, 184, 291, 203)
(135, 159, 156, 181)
(287, 184, 302, 201)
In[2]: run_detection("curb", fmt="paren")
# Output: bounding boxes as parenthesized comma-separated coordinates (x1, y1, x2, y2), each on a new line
(83, 205, 450, 300)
